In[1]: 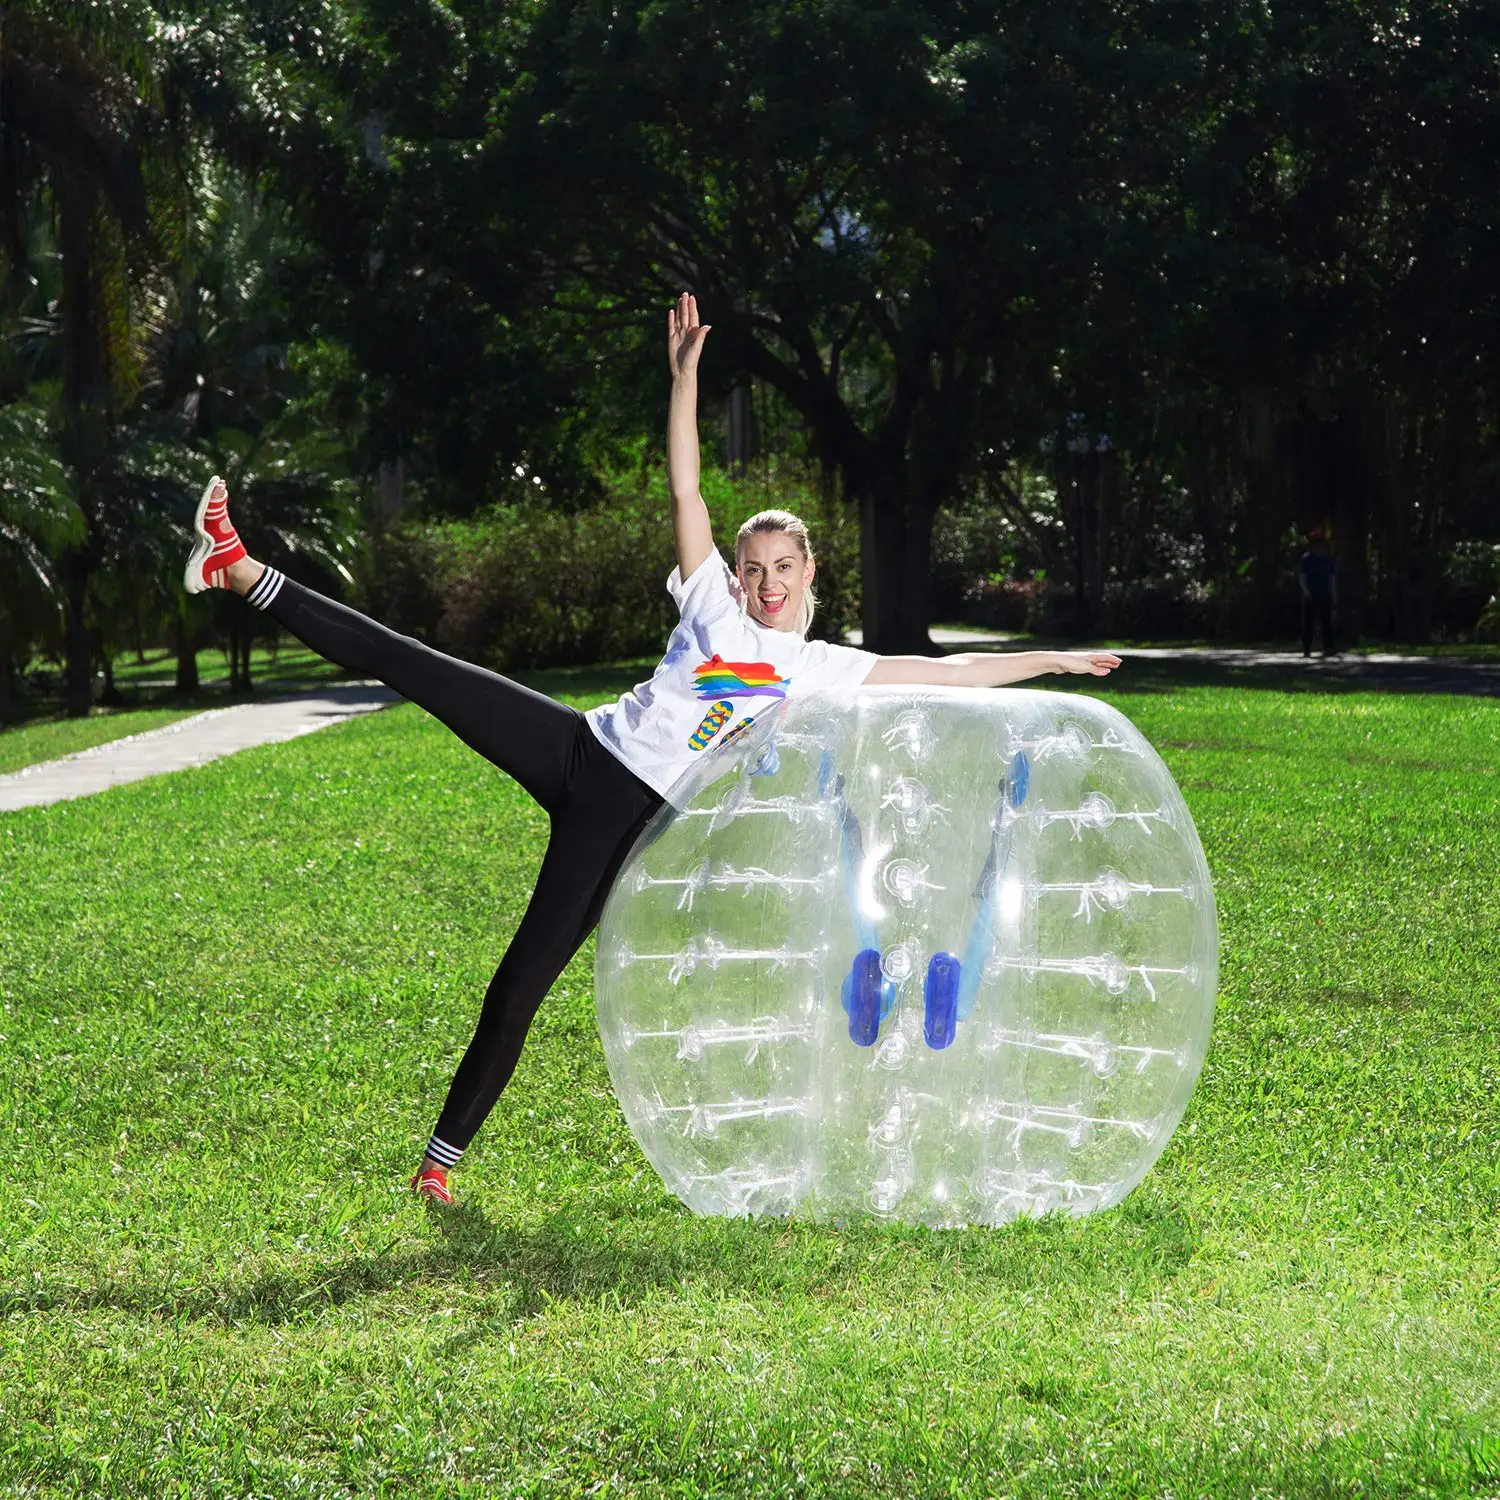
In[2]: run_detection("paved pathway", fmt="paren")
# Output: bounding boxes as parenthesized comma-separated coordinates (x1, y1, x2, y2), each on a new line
(1112, 644, 1500, 695)
(5, 634, 1495, 815)
(0, 685, 397, 813)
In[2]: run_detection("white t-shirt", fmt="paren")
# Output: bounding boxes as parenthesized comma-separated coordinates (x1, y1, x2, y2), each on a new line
(586, 550, 878, 799)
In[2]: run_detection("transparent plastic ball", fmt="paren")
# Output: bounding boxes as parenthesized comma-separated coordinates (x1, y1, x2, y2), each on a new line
(595, 687, 1217, 1226)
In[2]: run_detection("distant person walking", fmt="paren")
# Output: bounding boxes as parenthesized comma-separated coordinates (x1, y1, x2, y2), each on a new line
(1299, 529, 1337, 657)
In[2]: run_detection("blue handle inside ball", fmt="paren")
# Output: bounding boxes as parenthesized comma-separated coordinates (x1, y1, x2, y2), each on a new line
(924, 952, 961, 1050)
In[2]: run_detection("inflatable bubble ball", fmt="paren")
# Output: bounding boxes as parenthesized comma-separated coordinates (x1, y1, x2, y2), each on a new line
(595, 687, 1217, 1227)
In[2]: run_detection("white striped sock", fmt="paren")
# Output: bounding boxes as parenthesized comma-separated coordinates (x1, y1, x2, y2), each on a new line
(424, 1134, 464, 1169)
(246, 566, 285, 610)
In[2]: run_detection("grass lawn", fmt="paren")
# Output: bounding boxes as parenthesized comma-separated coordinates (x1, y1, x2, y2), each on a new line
(0, 671, 1497, 1497)
(0, 708, 208, 778)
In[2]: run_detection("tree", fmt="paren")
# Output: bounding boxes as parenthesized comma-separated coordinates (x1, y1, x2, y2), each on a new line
(0, 1, 167, 712)
(432, 0, 1241, 649)
(132, 163, 358, 692)
(0, 402, 82, 720)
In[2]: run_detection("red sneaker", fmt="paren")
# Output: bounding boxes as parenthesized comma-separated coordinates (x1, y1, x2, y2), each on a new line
(184, 475, 248, 594)
(411, 1166, 452, 1204)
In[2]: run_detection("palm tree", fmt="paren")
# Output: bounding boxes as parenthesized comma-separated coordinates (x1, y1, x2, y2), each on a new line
(131, 167, 358, 693)
(0, 1, 167, 713)
(0, 400, 82, 720)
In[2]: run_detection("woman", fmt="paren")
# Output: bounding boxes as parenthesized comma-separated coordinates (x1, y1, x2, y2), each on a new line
(184, 294, 1121, 1203)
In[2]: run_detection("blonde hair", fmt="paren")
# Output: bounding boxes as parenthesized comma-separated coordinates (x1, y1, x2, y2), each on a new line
(735, 509, 818, 635)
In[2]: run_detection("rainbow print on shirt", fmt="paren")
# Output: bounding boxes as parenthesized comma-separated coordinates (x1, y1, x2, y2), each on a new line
(691, 655, 789, 702)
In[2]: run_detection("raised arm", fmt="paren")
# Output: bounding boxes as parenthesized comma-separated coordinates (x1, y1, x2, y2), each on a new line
(667, 293, 714, 578)
(864, 650, 1123, 687)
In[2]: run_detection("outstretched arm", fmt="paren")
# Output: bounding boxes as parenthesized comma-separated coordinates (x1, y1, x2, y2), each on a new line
(864, 650, 1123, 687)
(667, 293, 713, 578)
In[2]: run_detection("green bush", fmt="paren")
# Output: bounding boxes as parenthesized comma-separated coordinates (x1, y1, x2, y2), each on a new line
(957, 575, 1039, 632)
(929, 503, 1029, 621)
(1438, 541, 1500, 639)
(357, 466, 861, 671)
(1474, 595, 1500, 643)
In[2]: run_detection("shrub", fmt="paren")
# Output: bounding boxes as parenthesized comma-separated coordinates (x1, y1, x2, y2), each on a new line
(357, 466, 861, 671)
(1105, 579, 1214, 640)
(1475, 596, 1500, 643)
(1438, 541, 1500, 639)
(930, 504, 1028, 622)
(958, 576, 1039, 632)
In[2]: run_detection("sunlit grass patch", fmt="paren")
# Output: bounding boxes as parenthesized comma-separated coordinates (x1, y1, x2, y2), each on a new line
(0, 681, 1496, 1496)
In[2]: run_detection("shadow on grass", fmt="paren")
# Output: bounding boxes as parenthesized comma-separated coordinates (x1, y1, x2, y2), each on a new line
(0, 1192, 1199, 1329)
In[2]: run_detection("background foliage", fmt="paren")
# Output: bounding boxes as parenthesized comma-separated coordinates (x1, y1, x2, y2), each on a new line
(2, 0, 1498, 712)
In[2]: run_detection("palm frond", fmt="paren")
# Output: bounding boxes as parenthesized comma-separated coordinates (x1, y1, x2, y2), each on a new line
(0, 401, 83, 549)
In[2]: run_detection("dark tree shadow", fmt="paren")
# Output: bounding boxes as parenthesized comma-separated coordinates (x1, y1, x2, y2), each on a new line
(0, 1191, 1200, 1331)
(966, 643, 1500, 700)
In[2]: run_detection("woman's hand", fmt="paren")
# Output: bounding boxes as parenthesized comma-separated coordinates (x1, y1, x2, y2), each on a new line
(1050, 651, 1123, 677)
(668, 292, 711, 381)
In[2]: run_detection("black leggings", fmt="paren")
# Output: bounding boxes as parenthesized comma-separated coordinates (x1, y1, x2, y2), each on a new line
(261, 577, 663, 1154)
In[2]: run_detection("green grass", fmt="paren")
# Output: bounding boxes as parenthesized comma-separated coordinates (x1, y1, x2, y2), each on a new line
(0, 708, 208, 777)
(1, 673, 1497, 1497)
(1329, 641, 1500, 660)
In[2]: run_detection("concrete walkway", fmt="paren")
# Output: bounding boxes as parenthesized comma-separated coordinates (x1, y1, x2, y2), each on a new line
(1112, 644, 1500, 695)
(5, 632, 1495, 815)
(0, 685, 397, 813)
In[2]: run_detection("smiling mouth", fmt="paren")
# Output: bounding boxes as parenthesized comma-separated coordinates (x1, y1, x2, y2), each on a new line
(758, 593, 787, 616)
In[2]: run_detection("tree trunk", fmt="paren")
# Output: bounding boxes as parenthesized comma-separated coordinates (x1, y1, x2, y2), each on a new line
(55, 177, 109, 720)
(230, 597, 253, 692)
(1403, 408, 1443, 644)
(726, 386, 757, 475)
(95, 627, 124, 706)
(375, 457, 406, 532)
(59, 546, 93, 717)
(857, 469, 936, 654)
(0, 653, 13, 725)
(173, 610, 199, 695)
(1062, 444, 1110, 639)
(1331, 403, 1373, 646)
(1237, 397, 1290, 639)
(1336, 490, 1371, 645)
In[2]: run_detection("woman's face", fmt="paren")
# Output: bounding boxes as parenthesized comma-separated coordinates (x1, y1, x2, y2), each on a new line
(737, 531, 815, 631)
